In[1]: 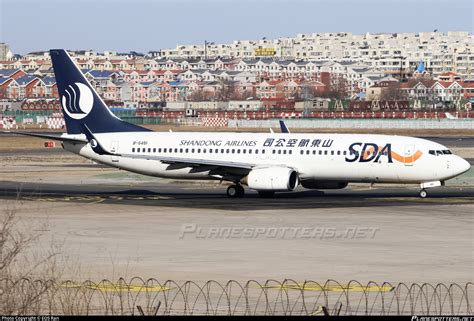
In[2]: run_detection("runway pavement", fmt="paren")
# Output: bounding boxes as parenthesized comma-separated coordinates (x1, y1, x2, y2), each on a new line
(0, 134, 472, 284)
(0, 179, 472, 283)
(1, 180, 474, 210)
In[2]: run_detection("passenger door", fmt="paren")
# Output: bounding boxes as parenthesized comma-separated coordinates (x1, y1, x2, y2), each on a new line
(404, 144, 415, 166)
(110, 141, 119, 163)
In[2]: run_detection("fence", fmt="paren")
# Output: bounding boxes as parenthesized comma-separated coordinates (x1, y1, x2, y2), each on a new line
(229, 119, 474, 130)
(1, 278, 472, 315)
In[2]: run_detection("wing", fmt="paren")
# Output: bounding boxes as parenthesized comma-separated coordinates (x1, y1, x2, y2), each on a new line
(120, 153, 254, 170)
(81, 126, 255, 179)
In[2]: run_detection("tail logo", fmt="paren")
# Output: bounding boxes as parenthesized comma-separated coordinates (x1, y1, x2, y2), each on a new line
(61, 82, 94, 120)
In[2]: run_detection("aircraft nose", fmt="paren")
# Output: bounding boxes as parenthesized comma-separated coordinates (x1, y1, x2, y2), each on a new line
(454, 157, 471, 176)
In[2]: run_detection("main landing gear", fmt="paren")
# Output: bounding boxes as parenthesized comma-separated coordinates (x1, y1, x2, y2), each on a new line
(226, 184, 245, 198)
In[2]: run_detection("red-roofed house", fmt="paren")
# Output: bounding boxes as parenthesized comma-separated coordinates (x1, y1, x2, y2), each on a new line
(275, 80, 300, 98)
(0, 78, 13, 99)
(459, 81, 474, 100)
(438, 72, 462, 82)
(255, 80, 280, 98)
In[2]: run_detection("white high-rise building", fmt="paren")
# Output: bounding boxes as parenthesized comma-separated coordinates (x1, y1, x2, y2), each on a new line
(158, 32, 474, 78)
(0, 43, 13, 60)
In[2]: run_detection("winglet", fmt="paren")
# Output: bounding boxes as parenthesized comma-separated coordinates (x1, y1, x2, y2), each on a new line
(279, 120, 290, 133)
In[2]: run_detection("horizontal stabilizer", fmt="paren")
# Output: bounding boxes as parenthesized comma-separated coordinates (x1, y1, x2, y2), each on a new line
(7, 131, 87, 143)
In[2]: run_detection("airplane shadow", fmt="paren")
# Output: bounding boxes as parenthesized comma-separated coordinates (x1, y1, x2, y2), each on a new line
(1, 181, 473, 210)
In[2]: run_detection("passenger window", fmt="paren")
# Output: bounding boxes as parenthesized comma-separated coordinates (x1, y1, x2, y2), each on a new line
(331, 150, 334, 155)
(343, 151, 347, 155)
(306, 150, 310, 155)
(289, 150, 292, 155)
(324, 150, 328, 155)
(179, 148, 183, 153)
(255, 150, 258, 154)
(153, 148, 156, 153)
(337, 151, 341, 155)
(185, 148, 188, 153)
(237, 149, 240, 154)
(226, 149, 230, 153)
(191, 148, 195, 153)
(262, 150, 265, 154)
(132, 148, 135, 152)
(283, 150, 287, 155)
(300, 150, 304, 155)
(232, 149, 235, 153)
(249, 149, 252, 154)
(243, 149, 246, 154)
(203, 149, 206, 153)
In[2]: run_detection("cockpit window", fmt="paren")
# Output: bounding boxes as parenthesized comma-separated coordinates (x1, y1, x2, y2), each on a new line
(429, 149, 452, 156)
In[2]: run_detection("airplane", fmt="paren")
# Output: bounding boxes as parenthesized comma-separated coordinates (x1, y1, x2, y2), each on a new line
(11, 49, 471, 198)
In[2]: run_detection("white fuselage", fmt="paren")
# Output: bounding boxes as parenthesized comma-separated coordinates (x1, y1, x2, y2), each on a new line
(62, 132, 471, 187)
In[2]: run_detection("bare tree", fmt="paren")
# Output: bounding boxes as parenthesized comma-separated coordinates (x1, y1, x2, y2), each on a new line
(380, 82, 407, 100)
(215, 79, 237, 101)
(0, 205, 61, 315)
(187, 88, 207, 101)
(321, 74, 349, 100)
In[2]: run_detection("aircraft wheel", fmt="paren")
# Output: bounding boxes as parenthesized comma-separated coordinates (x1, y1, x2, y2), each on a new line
(235, 184, 245, 197)
(227, 185, 244, 198)
(419, 189, 428, 198)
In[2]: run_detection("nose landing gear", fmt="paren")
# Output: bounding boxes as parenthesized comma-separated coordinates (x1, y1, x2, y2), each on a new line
(226, 184, 245, 198)
(419, 189, 428, 198)
(419, 181, 442, 199)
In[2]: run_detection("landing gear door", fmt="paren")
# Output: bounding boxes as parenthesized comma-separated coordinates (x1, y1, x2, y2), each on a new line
(110, 141, 119, 163)
(404, 144, 415, 166)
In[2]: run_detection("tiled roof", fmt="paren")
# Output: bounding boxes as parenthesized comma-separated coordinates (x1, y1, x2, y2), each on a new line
(42, 76, 56, 85)
(15, 74, 37, 85)
(0, 69, 22, 77)
(87, 70, 117, 78)
(0, 77, 11, 85)
(140, 81, 156, 86)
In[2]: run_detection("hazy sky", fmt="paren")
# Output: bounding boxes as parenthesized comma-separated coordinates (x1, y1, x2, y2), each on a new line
(1, 0, 472, 55)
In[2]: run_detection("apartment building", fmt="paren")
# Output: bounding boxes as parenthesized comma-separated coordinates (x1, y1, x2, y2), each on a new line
(159, 32, 473, 78)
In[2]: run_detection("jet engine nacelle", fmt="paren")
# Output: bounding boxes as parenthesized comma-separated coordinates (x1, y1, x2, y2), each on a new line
(300, 180, 348, 190)
(243, 167, 299, 191)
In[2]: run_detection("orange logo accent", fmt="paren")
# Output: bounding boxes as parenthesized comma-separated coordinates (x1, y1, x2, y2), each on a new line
(391, 150, 423, 164)
(362, 146, 423, 164)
